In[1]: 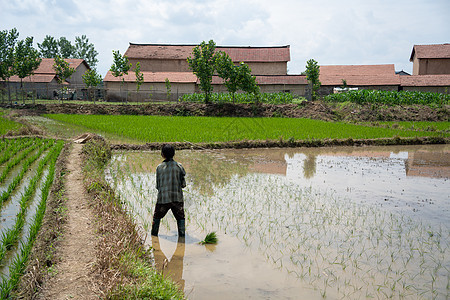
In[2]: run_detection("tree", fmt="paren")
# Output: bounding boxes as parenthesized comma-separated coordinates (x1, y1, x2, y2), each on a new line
(13, 36, 41, 102)
(82, 69, 102, 102)
(165, 78, 171, 100)
(53, 56, 75, 101)
(237, 62, 260, 97)
(187, 40, 217, 103)
(305, 59, 321, 101)
(110, 50, 131, 102)
(134, 62, 144, 92)
(38, 35, 59, 58)
(215, 51, 259, 102)
(58, 37, 75, 58)
(74, 35, 98, 69)
(0, 28, 19, 103)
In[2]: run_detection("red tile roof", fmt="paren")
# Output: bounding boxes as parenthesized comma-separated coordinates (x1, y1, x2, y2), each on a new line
(33, 58, 88, 74)
(125, 43, 290, 62)
(104, 71, 197, 83)
(400, 75, 450, 87)
(211, 75, 307, 85)
(410, 44, 450, 61)
(319, 64, 400, 86)
(9, 74, 56, 83)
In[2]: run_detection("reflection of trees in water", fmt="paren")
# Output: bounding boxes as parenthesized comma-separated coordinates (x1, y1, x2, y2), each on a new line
(186, 154, 250, 195)
(303, 155, 317, 179)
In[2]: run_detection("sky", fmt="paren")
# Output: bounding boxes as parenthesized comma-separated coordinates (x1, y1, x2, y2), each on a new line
(1, 0, 449, 77)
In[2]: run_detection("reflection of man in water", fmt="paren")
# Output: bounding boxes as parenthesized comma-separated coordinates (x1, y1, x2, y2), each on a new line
(152, 144, 187, 237)
(152, 236, 185, 290)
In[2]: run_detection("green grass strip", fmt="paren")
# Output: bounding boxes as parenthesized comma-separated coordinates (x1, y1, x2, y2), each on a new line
(45, 114, 445, 143)
(0, 140, 63, 298)
(0, 140, 57, 262)
(0, 138, 36, 166)
(0, 139, 53, 209)
(0, 138, 44, 184)
(0, 115, 22, 136)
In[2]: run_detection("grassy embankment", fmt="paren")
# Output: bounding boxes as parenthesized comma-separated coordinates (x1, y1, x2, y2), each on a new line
(44, 114, 449, 145)
(81, 137, 184, 299)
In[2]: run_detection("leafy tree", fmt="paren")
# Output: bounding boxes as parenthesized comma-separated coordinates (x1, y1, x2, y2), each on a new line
(38, 35, 59, 58)
(187, 40, 217, 103)
(38, 35, 98, 69)
(215, 51, 259, 102)
(165, 78, 171, 100)
(53, 56, 75, 101)
(237, 62, 260, 97)
(0, 28, 19, 103)
(58, 37, 75, 58)
(13, 36, 41, 102)
(110, 50, 131, 101)
(305, 59, 321, 101)
(82, 69, 102, 101)
(74, 35, 98, 69)
(134, 62, 144, 92)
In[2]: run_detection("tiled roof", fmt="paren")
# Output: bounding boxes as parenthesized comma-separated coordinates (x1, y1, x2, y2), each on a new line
(410, 44, 450, 61)
(103, 71, 197, 83)
(33, 58, 88, 74)
(211, 75, 307, 85)
(125, 43, 290, 62)
(319, 64, 400, 86)
(400, 75, 450, 87)
(9, 74, 57, 83)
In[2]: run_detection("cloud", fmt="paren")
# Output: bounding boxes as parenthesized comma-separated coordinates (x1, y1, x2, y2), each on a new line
(1, 0, 449, 76)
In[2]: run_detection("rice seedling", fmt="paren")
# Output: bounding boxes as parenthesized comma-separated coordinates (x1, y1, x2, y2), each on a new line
(106, 148, 449, 299)
(0, 138, 64, 297)
(199, 232, 218, 245)
(44, 114, 443, 144)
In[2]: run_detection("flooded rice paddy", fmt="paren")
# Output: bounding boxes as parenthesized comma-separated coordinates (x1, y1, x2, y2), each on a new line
(106, 145, 449, 299)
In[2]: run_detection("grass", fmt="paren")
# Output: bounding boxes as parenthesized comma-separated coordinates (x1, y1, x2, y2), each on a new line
(0, 112, 22, 135)
(82, 138, 185, 299)
(364, 121, 450, 132)
(43, 114, 446, 144)
(199, 232, 218, 245)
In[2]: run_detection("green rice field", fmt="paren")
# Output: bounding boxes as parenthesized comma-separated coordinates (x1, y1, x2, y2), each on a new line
(0, 114, 22, 135)
(44, 114, 447, 143)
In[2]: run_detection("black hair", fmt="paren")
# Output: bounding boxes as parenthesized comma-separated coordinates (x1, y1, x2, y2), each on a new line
(161, 144, 175, 159)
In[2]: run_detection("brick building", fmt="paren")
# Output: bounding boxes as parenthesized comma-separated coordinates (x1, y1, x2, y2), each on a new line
(103, 43, 306, 101)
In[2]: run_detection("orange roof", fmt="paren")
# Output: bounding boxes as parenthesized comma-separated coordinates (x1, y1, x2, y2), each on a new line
(33, 58, 89, 74)
(104, 71, 197, 83)
(211, 75, 307, 85)
(9, 74, 56, 83)
(400, 75, 450, 87)
(410, 44, 450, 61)
(125, 43, 291, 62)
(319, 64, 400, 86)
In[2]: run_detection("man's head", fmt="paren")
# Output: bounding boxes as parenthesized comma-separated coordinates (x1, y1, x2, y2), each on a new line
(161, 144, 175, 159)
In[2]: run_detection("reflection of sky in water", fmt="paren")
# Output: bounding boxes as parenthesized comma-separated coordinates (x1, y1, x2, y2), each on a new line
(285, 152, 449, 227)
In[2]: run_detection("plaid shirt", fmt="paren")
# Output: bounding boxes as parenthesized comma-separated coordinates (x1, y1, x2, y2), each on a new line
(156, 159, 186, 204)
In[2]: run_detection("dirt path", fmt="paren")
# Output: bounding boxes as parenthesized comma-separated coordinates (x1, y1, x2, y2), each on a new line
(40, 143, 98, 299)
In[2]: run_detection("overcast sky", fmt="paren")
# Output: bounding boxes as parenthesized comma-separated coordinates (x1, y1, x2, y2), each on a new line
(1, 0, 449, 77)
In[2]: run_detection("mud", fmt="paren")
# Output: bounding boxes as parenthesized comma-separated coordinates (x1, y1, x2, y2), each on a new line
(5, 101, 450, 122)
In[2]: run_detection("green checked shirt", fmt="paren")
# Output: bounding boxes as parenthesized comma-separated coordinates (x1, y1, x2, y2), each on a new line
(156, 159, 186, 204)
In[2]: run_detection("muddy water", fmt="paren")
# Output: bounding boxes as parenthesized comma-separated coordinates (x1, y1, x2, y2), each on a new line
(107, 144, 449, 299)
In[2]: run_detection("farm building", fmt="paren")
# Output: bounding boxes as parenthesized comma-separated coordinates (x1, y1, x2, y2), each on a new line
(103, 43, 307, 101)
(318, 64, 400, 95)
(410, 44, 450, 75)
(4, 58, 90, 99)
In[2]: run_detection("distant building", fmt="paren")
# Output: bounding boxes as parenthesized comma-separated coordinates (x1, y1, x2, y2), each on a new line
(103, 43, 306, 101)
(5, 58, 90, 99)
(318, 64, 400, 95)
(410, 44, 450, 75)
(395, 70, 410, 76)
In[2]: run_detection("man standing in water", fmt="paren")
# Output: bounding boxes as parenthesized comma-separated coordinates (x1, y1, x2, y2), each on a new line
(151, 144, 187, 237)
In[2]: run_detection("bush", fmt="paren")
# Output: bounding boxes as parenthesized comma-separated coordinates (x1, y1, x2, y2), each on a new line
(323, 90, 450, 107)
(180, 92, 306, 105)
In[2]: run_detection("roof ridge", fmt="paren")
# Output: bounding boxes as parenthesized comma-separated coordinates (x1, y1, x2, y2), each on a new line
(129, 43, 290, 49)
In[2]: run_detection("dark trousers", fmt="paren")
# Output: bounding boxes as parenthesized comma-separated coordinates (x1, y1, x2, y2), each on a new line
(153, 202, 185, 220)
